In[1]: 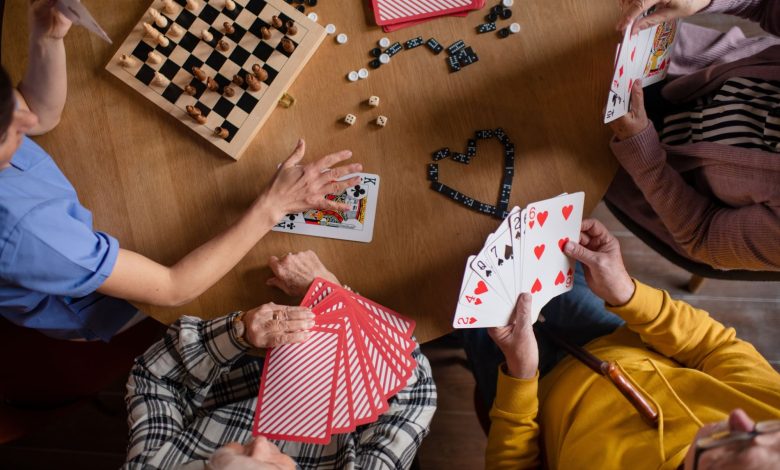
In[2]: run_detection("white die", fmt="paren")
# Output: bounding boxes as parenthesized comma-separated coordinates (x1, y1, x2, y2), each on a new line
(368, 96, 380, 107)
(376, 115, 388, 127)
(344, 114, 357, 126)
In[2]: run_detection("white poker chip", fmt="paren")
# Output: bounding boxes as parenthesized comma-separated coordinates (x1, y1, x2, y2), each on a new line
(325, 23, 336, 34)
(509, 22, 521, 33)
(357, 68, 369, 79)
(378, 53, 390, 64)
(378, 37, 390, 48)
(502, 0, 514, 6)
(307, 12, 318, 22)
(336, 33, 348, 44)
(347, 71, 359, 82)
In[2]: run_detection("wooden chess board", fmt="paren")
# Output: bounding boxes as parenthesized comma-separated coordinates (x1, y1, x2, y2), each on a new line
(106, 0, 326, 160)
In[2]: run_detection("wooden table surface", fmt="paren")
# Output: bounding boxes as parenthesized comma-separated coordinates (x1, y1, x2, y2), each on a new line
(2, 0, 619, 343)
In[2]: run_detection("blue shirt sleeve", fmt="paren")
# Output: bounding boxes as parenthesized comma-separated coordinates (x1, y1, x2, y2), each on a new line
(0, 199, 119, 298)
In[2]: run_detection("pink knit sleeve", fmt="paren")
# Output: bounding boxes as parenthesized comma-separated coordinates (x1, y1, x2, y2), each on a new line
(702, 0, 780, 35)
(609, 122, 780, 271)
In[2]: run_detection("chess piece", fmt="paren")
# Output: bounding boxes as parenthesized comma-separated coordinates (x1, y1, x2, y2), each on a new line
(149, 7, 168, 28)
(271, 16, 283, 28)
(368, 95, 380, 107)
(201, 29, 213, 42)
(215, 127, 229, 139)
(285, 20, 297, 36)
(344, 114, 357, 126)
(192, 66, 207, 82)
(232, 74, 244, 87)
(169, 23, 184, 38)
(376, 115, 388, 127)
(260, 26, 271, 40)
(143, 22, 157, 38)
(156, 33, 170, 47)
(224, 0, 236, 11)
(217, 39, 230, 52)
(119, 54, 137, 68)
(147, 51, 162, 65)
(281, 38, 295, 54)
(184, 84, 196, 95)
(161, 0, 176, 14)
(278, 93, 295, 108)
(223, 22, 235, 35)
(245, 74, 262, 91)
(252, 64, 268, 82)
(223, 86, 235, 97)
(153, 72, 169, 87)
(206, 76, 219, 91)
(186, 0, 199, 11)
(186, 105, 207, 124)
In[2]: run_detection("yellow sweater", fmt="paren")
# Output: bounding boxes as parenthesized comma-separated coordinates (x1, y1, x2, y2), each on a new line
(486, 281, 780, 470)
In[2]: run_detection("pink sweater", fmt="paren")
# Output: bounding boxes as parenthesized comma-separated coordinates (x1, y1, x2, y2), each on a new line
(606, 0, 780, 271)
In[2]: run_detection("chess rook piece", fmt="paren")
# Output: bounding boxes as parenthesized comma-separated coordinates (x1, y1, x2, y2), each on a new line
(281, 38, 295, 54)
(215, 127, 229, 139)
(217, 39, 230, 52)
(184, 84, 196, 95)
(147, 51, 162, 65)
(186, 0, 199, 11)
(223, 22, 235, 35)
(223, 86, 235, 97)
(260, 26, 271, 40)
(245, 74, 262, 91)
(224, 0, 236, 11)
(206, 76, 219, 91)
(169, 23, 184, 38)
(271, 15, 283, 28)
(232, 74, 244, 86)
(201, 29, 213, 42)
(119, 54, 137, 68)
(285, 20, 297, 36)
(192, 66, 207, 82)
(161, 0, 176, 14)
(252, 64, 268, 82)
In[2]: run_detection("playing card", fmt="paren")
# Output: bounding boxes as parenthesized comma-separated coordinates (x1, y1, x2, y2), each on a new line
(641, 20, 679, 86)
(507, 206, 524, 295)
(272, 173, 380, 243)
(453, 256, 514, 328)
(519, 192, 584, 322)
(372, 0, 478, 26)
(470, 233, 513, 304)
(483, 223, 516, 302)
(56, 0, 112, 43)
(604, 21, 639, 123)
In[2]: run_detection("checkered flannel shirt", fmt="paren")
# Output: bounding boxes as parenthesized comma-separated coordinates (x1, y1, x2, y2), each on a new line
(123, 312, 437, 469)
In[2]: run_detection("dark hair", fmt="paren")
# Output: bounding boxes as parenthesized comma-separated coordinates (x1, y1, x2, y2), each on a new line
(0, 65, 15, 135)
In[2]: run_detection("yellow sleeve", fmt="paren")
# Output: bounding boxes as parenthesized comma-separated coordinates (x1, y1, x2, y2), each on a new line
(486, 367, 541, 470)
(609, 281, 780, 401)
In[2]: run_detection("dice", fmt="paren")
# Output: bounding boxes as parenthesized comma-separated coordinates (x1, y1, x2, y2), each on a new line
(368, 96, 380, 107)
(344, 114, 357, 126)
(376, 115, 388, 127)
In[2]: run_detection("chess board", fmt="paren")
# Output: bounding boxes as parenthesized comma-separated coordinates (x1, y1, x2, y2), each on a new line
(106, 0, 326, 160)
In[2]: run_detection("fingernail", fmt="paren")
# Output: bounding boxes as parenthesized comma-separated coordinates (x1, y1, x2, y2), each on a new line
(564, 241, 575, 252)
(305, 312, 315, 319)
(297, 138, 304, 146)
(305, 321, 315, 328)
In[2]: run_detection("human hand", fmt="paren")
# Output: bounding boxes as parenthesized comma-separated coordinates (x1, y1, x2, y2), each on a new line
(242, 303, 315, 348)
(266, 250, 340, 298)
(617, 0, 710, 34)
(563, 219, 636, 306)
(259, 139, 362, 221)
(30, 0, 72, 40)
(609, 81, 650, 141)
(488, 293, 539, 379)
(208, 437, 296, 470)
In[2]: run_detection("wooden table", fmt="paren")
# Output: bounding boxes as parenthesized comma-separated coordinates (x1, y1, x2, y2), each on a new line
(2, 0, 619, 343)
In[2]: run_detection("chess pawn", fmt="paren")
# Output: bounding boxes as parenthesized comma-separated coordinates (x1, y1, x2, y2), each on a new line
(217, 39, 230, 52)
(232, 74, 244, 87)
(185, 0, 199, 11)
(215, 127, 229, 139)
(147, 51, 162, 65)
(285, 20, 297, 36)
(271, 15, 283, 28)
(143, 22, 157, 38)
(223, 22, 235, 35)
(169, 23, 184, 38)
(184, 85, 197, 95)
(156, 33, 170, 48)
(153, 72, 169, 87)
(186, 105, 207, 124)
(281, 38, 295, 54)
(224, 0, 236, 11)
(260, 26, 271, 40)
(149, 7, 168, 28)
(223, 86, 235, 98)
(201, 29, 213, 42)
(192, 66, 207, 82)
(245, 74, 262, 91)
(206, 76, 219, 91)
(119, 54, 137, 68)
(161, 0, 176, 14)
(252, 64, 268, 82)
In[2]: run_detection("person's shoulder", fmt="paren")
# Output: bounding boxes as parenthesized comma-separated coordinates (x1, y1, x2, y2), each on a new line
(10, 136, 54, 170)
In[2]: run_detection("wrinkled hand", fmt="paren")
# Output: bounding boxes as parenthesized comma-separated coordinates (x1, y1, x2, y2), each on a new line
(261, 139, 362, 221)
(563, 219, 636, 306)
(609, 81, 650, 141)
(488, 293, 539, 379)
(617, 0, 709, 34)
(242, 303, 314, 348)
(208, 437, 296, 470)
(266, 250, 340, 298)
(30, 0, 72, 40)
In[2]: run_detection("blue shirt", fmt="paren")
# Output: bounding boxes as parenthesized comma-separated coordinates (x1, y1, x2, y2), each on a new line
(0, 136, 136, 341)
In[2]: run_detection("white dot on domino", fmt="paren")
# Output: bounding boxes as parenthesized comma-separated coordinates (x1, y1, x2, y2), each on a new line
(357, 68, 369, 79)
(325, 24, 336, 34)
(378, 53, 390, 64)
(307, 12, 318, 22)
(510, 22, 521, 33)
(502, 0, 514, 6)
(378, 37, 390, 48)
(347, 71, 359, 82)
(336, 33, 348, 44)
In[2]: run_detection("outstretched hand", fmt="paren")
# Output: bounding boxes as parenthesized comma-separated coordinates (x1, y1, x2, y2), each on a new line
(242, 303, 315, 348)
(488, 293, 539, 379)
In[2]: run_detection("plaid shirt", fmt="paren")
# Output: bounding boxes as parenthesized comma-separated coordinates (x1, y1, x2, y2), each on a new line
(123, 313, 437, 469)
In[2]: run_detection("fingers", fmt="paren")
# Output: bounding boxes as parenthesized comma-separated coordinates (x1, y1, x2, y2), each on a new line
(268, 330, 312, 347)
(313, 150, 352, 171)
(265, 277, 290, 295)
(324, 163, 363, 181)
(580, 218, 609, 241)
(617, 0, 662, 32)
(317, 198, 352, 213)
(514, 293, 533, 326)
(629, 81, 645, 115)
(633, 8, 675, 33)
(564, 240, 599, 267)
(281, 139, 306, 168)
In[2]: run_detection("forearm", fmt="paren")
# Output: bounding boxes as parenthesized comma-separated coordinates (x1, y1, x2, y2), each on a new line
(19, 35, 67, 134)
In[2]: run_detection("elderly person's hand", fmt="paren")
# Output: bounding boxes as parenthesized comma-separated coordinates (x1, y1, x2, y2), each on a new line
(488, 293, 539, 379)
(207, 436, 296, 470)
(30, 0, 72, 40)
(242, 303, 315, 348)
(608, 81, 650, 141)
(563, 219, 636, 306)
(617, 0, 710, 34)
(267, 250, 340, 298)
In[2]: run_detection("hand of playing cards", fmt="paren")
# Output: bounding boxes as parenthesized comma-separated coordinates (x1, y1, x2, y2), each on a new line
(253, 279, 416, 444)
(453, 192, 585, 329)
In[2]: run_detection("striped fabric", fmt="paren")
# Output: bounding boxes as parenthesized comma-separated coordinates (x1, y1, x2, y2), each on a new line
(124, 313, 436, 469)
(660, 77, 780, 152)
(375, 0, 473, 22)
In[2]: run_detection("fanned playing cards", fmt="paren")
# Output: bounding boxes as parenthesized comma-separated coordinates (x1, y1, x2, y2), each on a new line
(453, 192, 585, 328)
(253, 279, 416, 443)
